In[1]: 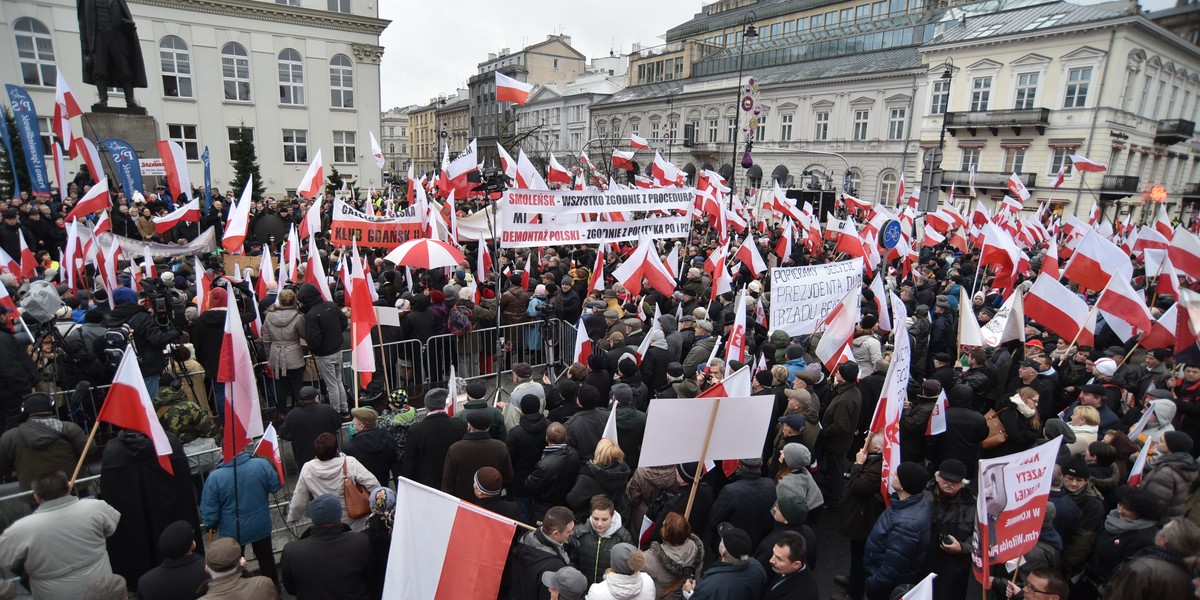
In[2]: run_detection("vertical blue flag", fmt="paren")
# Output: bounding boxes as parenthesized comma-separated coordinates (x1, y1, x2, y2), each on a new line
(4, 84, 50, 197)
(0, 107, 20, 197)
(202, 145, 212, 216)
(101, 138, 145, 199)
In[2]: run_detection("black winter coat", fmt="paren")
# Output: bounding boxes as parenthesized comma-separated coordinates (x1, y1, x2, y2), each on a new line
(0, 329, 36, 400)
(708, 471, 777, 550)
(281, 524, 373, 600)
(565, 408, 610, 461)
(136, 553, 208, 600)
(279, 402, 342, 471)
(189, 309, 226, 375)
(526, 444, 581, 521)
(506, 413, 549, 497)
(509, 529, 569, 600)
(297, 283, 347, 356)
(567, 460, 632, 521)
(841, 454, 886, 540)
(398, 412, 467, 490)
(640, 346, 671, 396)
(103, 303, 181, 377)
(931, 407, 989, 474)
(342, 426, 397, 487)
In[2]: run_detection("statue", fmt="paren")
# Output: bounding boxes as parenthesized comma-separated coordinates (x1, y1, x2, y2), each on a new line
(77, 0, 148, 109)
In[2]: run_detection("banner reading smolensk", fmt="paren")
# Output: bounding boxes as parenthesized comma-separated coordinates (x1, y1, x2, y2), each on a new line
(499, 188, 693, 248)
(331, 199, 421, 248)
(971, 436, 1063, 582)
(769, 258, 864, 337)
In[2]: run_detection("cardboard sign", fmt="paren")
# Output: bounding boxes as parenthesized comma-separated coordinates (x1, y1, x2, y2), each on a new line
(769, 258, 864, 337)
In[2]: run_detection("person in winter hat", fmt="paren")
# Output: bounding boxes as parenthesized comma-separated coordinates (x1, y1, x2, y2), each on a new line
(776, 443, 824, 511)
(585, 542, 655, 600)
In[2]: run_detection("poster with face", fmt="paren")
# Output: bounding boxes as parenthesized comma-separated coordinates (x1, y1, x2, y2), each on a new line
(971, 436, 1063, 582)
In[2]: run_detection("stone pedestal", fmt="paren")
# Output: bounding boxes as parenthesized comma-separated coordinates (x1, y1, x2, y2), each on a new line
(78, 111, 160, 161)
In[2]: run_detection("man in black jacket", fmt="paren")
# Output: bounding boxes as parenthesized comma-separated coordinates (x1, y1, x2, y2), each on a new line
(343, 407, 396, 487)
(296, 282, 349, 416)
(507, 394, 549, 523)
(279, 386, 341, 472)
(930, 384, 989, 474)
(281, 494, 373, 599)
(398, 388, 466, 490)
(136, 520, 209, 600)
(526, 423, 580, 522)
(564, 385, 609, 461)
(764, 530, 819, 600)
(509, 505, 574, 600)
(103, 286, 183, 399)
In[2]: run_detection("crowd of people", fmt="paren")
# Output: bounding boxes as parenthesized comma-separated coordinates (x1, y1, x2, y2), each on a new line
(0, 176, 1197, 600)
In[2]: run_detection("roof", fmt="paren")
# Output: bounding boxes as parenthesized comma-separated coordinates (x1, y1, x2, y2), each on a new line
(595, 45, 923, 106)
(930, 0, 1130, 46)
(666, 0, 843, 42)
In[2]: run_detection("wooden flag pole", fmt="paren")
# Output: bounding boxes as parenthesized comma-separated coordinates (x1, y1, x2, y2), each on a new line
(684, 397, 723, 521)
(1116, 342, 1141, 369)
(374, 323, 391, 392)
(1064, 284, 1106, 352)
(68, 418, 103, 490)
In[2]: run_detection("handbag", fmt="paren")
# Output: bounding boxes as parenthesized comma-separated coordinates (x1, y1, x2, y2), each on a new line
(342, 458, 372, 519)
(982, 408, 1009, 449)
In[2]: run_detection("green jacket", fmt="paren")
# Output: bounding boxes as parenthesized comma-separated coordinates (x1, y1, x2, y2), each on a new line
(456, 401, 507, 441)
(155, 387, 220, 443)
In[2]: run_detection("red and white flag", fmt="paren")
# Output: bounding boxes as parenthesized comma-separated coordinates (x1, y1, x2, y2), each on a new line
(972, 438, 1062, 583)
(1069, 154, 1107, 173)
(152, 198, 200, 234)
(815, 288, 861, 373)
(65, 177, 111, 222)
(1042, 237, 1060, 279)
(1127, 439, 1154, 487)
(1062, 229, 1132, 292)
(51, 140, 68, 204)
(217, 283, 264, 462)
(155, 139, 193, 203)
(1168, 226, 1200, 281)
(572, 315, 592, 365)
(495, 72, 533, 105)
(18, 233, 35, 281)
(99, 348, 175, 474)
(612, 148, 635, 171)
(725, 291, 749, 370)
(296, 150, 324, 200)
(1140, 304, 1177, 350)
(895, 173, 906, 206)
(1006, 172, 1031, 201)
(72, 137, 104, 184)
(958, 288, 985, 349)
(629, 133, 649, 151)
(384, 477, 518, 599)
(611, 239, 676, 297)
(1024, 273, 1095, 346)
(1050, 166, 1066, 190)
(349, 243, 377, 386)
(222, 176, 255, 254)
(1096, 275, 1153, 341)
(774, 220, 794, 261)
(1155, 204, 1174, 240)
(369, 131, 385, 169)
(305, 228, 333, 301)
(253, 423, 286, 485)
(53, 71, 83, 156)
(546, 154, 571, 185)
(588, 245, 605, 292)
(1133, 226, 1170, 256)
(869, 273, 892, 332)
(515, 150, 549, 190)
(733, 232, 767, 275)
(192, 256, 211, 310)
(926, 390, 948, 435)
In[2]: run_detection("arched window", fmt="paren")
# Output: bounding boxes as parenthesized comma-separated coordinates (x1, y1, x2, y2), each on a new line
(159, 36, 192, 98)
(846, 169, 863, 196)
(880, 171, 899, 204)
(277, 49, 304, 105)
(221, 43, 251, 101)
(330, 54, 354, 108)
(14, 18, 56, 87)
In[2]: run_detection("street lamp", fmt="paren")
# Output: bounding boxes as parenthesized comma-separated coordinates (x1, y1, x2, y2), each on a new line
(729, 16, 758, 199)
(923, 58, 954, 212)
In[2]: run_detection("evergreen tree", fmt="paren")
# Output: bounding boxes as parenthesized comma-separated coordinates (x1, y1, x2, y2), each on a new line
(229, 125, 264, 201)
(325, 166, 356, 197)
(0, 108, 31, 199)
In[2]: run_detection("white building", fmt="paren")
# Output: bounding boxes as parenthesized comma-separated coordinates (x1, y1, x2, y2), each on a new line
(513, 56, 628, 170)
(380, 104, 416, 178)
(0, 0, 389, 197)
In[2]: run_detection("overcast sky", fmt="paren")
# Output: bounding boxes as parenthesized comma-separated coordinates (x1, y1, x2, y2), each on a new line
(378, 0, 1179, 110)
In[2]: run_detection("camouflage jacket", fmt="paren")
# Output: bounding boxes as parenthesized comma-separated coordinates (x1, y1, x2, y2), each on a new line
(154, 388, 221, 444)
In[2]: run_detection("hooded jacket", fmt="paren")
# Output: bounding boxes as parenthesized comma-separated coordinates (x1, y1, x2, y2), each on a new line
(526, 444, 582, 521)
(585, 570, 656, 600)
(0, 416, 88, 489)
(851, 333, 883, 377)
(776, 444, 824, 510)
(506, 412, 549, 497)
(343, 426, 397, 488)
(190, 308, 227, 374)
(296, 283, 347, 357)
(659, 315, 683, 362)
(567, 460, 633, 521)
(262, 307, 306, 374)
(510, 528, 569, 600)
(645, 534, 705, 599)
(1140, 451, 1200, 518)
(570, 512, 633, 585)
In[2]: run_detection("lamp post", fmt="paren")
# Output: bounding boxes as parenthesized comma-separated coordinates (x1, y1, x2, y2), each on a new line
(729, 16, 758, 200)
(923, 58, 954, 213)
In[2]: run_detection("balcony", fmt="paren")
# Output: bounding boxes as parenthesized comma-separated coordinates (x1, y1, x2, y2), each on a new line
(1098, 175, 1140, 194)
(1155, 119, 1195, 145)
(938, 170, 1036, 190)
(944, 108, 1051, 136)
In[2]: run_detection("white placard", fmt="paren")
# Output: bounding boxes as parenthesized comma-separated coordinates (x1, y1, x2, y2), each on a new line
(769, 258, 864, 337)
(638, 395, 774, 468)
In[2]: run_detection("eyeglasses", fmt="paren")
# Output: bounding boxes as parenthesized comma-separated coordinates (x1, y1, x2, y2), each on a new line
(1023, 583, 1055, 597)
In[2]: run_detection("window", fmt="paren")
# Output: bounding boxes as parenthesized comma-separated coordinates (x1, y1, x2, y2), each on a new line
(797, 17, 809, 31)
(228, 127, 253, 158)
(167, 124, 199, 160)
(931, 79, 950, 115)
(812, 14, 824, 29)
(1049, 148, 1074, 175)
(1064, 67, 1091, 108)
(708, 119, 718, 143)
(282, 129, 308, 163)
(880, 172, 899, 203)
(1139, 73, 1154, 114)
(553, 59, 560, 69)
(960, 148, 981, 170)
(14, 18, 56, 87)
(889, 0, 907, 14)
(727, 118, 737, 143)
(38, 117, 52, 155)
(780, 114, 793, 141)
(841, 9, 853, 23)
(888, 108, 906, 140)
(1014, 73, 1038, 109)
(221, 43, 251, 102)
(815, 112, 829, 140)
(327, 0, 350, 13)
(333, 131, 356, 163)
(330, 54, 354, 108)
(1023, 13, 1065, 30)
(873, 1, 886, 17)
(857, 5, 871, 20)
(159, 36, 193, 98)
(825, 11, 837, 26)
(970, 76, 992, 111)
(668, 120, 678, 141)
(853, 110, 869, 140)
(1003, 147, 1026, 173)
(277, 49, 305, 105)
(277, 0, 300, 5)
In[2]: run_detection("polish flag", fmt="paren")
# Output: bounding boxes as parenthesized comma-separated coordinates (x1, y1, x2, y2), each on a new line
(572, 315, 592, 365)
(1140, 304, 1176, 350)
(496, 143, 517, 181)
(775, 220, 794, 261)
(771, 182, 804, 222)
(733, 232, 767, 275)
(217, 282, 264, 462)
(296, 150, 324, 200)
(869, 273, 892, 333)
(895, 173, 906, 206)
(253, 423, 286, 485)
(1000, 195, 1024, 214)
(1155, 204, 1174, 240)
(305, 230, 333, 301)
(834, 216, 866, 259)
(1096, 274, 1153, 340)
(924, 210, 955, 234)
(256, 248, 275, 300)
(588, 245, 605, 292)
(72, 138, 104, 183)
(1042, 237, 1060, 279)
(152, 198, 200, 234)
(369, 131, 385, 169)
(18, 234, 35, 281)
(1168, 226, 1200, 281)
(286, 225, 302, 280)
(630, 134, 649, 151)
(958, 288, 985, 349)
(1069, 154, 1107, 173)
(652, 152, 683, 186)
(1157, 255, 1181, 299)
(1133, 226, 1170, 256)
(698, 365, 752, 398)
(1062, 229, 1133, 291)
(51, 140, 68, 204)
(383, 477, 518, 599)
(815, 288, 862, 373)
(725, 291, 749, 370)
(1127, 439, 1154, 487)
(0, 281, 16, 319)
(1006, 173, 1031, 201)
(99, 348, 175, 474)
(155, 139, 193, 203)
(546, 154, 571, 185)
(54, 71, 83, 156)
(926, 391, 948, 435)
(1050, 166, 1066, 190)
(841, 192, 873, 216)
(1086, 202, 1102, 227)
(515, 150, 549, 190)
(611, 238, 676, 297)
(297, 196, 323, 241)
(922, 227, 945, 248)
(65, 177, 111, 222)
(1024, 273, 1095, 346)
(222, 176, 255, 254)
(612, 148, 635, 171)
(350, 243, 377, 386)
(495, 72, 533, 105)
(445, 140, 478, 199)
(193, 257, 210, 310)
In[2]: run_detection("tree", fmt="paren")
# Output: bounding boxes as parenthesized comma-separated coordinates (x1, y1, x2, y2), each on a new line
(325, 166, 356, 197)
(229, 125, 264, 202)
(0, 108, 31, 200)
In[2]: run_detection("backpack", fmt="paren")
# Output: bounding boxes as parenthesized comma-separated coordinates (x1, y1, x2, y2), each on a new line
(448, 304, 473, 336)
(95, 325, 134, 377)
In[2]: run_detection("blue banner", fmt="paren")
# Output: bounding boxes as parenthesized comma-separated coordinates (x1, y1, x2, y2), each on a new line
(4, 84, 50, 197)
(202, 145, 212, 215)
(0, 108, 20, 197)
(101, 138, 145, 198)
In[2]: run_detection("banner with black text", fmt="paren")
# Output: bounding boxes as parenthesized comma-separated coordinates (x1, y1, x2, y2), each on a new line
(330, 199, 422, 248)
(769, 258, 864, 337)
(499, 188, 692, 248)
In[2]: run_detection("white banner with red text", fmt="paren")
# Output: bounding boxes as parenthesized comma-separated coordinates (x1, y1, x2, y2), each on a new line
(498, 188, 693, 248)
(330, 199, 422, 248)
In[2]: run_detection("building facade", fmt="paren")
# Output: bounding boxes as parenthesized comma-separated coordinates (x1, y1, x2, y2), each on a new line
(408, 101, 438, 175)
(380, 104, 415, 178)
(0, 0, 389, 196)
(437, 96, 471, 157)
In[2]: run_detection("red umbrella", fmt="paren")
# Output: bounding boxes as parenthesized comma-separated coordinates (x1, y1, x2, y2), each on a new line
(384, 239, 466, 270)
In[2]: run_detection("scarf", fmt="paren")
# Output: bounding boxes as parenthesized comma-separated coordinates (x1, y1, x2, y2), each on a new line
(1103, 509, 1156, 534)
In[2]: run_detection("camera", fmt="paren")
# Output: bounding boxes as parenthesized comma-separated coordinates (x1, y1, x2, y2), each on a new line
(139, 277, 176, 322)
(470, 167, 511, 196)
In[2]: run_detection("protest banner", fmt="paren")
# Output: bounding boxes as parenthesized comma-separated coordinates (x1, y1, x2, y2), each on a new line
(498, 188, 693, 248)
(769, 258, 864, 337)
(330, 199, 422, 248)
(499, 211, 691, 248)
(638, 395, 773, 469)
(502, 188, 693, 214)
(972, 436, 1063, 583)
(981, 289, 1025, 348)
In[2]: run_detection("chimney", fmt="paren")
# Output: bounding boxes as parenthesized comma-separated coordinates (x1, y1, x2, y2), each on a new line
(488, 53, 496, 60)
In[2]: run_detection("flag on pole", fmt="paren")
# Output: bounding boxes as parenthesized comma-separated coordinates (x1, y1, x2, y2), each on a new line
(53, 71, 83, 156)
(1069, 154, 1107, 173)
(369, 132, 385, 169)
(64, 177, 111, 222)
(222, 176, 255, 254)
(156, 139, 193, 204)
(254, 423, 286, 485)
(99, 348, 175, 474)
(630, 133, 649, 151)
(217, 283, 264, 462)
(495, 72, 533, 105)
(296, 150, 324, 200)
(350, 243, 377, 386)
(1127, 440, 1153, 486)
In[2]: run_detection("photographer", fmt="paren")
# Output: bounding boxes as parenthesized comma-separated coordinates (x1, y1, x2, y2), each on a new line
(102, 286, 185, 398)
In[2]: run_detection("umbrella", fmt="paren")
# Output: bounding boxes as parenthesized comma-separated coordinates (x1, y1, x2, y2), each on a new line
(384, 239, 466, 270)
